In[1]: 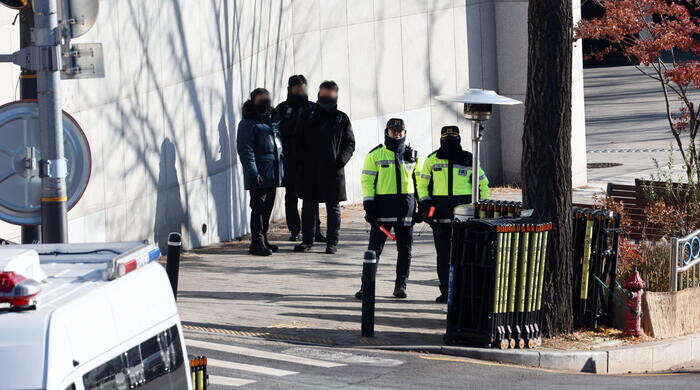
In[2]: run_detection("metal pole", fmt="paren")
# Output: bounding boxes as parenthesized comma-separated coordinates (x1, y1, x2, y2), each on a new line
(361, 250, 377, 337)
(34, 0, 68, 243)
(471, 121, 482, 204)
(166, 232, 182, 299)
(19, 4, 42, 244)
(670, 237, 678, 292)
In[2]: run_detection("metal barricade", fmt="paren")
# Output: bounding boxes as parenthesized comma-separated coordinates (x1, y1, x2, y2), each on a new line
(670, 229, 700, 291)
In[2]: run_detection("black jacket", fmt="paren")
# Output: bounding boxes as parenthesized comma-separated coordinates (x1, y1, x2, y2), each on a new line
(274, 96, 313, 186)
(294, 105, 355, 203)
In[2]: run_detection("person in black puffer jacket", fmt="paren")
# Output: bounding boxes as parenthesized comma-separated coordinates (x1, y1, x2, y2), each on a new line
(236, 88, 284, 256)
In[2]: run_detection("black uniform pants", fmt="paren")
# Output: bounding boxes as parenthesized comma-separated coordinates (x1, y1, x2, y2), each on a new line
(301, 200, 340, 245)
(368, 224, 413, 287)
(285, 186, 321, 236)
(431, 222, 452, 296)
(249, 188, 276, 244)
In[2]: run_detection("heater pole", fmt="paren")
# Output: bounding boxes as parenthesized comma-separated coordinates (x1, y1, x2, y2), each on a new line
(471, 120, 482, 205)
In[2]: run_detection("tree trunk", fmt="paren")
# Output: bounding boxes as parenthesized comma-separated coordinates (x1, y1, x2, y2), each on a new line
(522, 0, 574, 336)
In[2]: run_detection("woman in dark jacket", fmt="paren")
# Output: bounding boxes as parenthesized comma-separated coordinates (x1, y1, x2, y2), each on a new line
(236, 88, 284, 256)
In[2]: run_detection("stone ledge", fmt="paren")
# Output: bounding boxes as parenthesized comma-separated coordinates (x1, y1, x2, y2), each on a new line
(364, 333, 700, 374)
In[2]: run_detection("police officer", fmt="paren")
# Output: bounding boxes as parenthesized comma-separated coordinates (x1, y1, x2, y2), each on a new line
(418, 126, 490, 302)
(355, 118, 420, 300)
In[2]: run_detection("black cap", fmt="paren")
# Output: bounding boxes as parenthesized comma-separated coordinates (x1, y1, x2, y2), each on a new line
(250, 88, 270, 101)
(386, 118, 405, 131)
(288, 75, 307, 88)
(440, 126, 460, 138)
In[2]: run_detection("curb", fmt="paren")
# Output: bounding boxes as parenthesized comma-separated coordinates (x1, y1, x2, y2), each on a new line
(359, 333, 700, 374)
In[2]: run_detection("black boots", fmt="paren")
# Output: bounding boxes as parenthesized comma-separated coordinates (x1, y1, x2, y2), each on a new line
(355, 285, 407, 299)
(249, 237, 272, 256)
(264, 236, 279, 253)
(393, 284, 407, 299)
(294, 242, 313, 252)
(250, 235, 276, 256)
(354, 290, 363, 300)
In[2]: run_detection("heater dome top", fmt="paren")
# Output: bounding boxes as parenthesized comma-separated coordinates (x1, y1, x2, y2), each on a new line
(435, 89, 523, 106)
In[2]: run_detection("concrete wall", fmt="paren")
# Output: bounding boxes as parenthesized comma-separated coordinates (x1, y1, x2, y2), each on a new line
(467, 0, 587, 186)
(0, 1, 586, 249)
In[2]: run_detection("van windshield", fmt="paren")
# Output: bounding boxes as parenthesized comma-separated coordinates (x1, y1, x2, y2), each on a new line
(82, 325, 186, 389)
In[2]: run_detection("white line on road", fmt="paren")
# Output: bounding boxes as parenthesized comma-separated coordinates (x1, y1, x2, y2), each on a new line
(208, 375, 256, 387)
(186, 339, 345, 368)
(207, 358, 298, 377)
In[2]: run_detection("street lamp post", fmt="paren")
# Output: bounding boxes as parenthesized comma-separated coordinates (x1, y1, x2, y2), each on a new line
(436, 90, 522, 206)
(34, 0, 68, 243)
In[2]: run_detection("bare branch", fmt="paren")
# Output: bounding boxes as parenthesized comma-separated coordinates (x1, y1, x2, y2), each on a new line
(634, 65, 663, 82)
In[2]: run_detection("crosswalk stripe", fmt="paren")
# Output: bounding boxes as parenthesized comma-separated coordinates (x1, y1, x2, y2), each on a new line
(208, 375, 256, 387)
(186, 339, 345, 368)
(207, 358, 298, 377)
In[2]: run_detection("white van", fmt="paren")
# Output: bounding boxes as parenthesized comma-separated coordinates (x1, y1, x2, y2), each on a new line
(0, 242, 192, 390)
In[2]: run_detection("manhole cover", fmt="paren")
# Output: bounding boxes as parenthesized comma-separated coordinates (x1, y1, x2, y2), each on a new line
(587, 162, 623, 169)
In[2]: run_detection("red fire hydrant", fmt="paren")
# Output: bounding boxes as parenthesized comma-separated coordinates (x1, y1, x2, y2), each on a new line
(623, 265, 646, 337)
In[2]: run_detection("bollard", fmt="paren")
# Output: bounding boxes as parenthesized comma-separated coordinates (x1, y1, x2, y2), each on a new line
(623, 266, 646, 337)
(361, 250, 378, 337)
(166, 232, 182, 299)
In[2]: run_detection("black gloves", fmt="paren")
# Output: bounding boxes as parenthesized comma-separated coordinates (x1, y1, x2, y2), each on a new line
(403, 144, 417, 163)
(364, 213, 377, 225)
(363, 200, 377, 225)
(413, 208, 423, 224)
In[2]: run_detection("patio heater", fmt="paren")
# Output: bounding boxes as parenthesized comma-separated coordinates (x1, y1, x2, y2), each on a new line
(435, 89, 522, 208)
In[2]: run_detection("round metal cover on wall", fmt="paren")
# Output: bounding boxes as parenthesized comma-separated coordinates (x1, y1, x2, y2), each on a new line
(0, 0, 27, 10)
(0, 101, 91, 225)
(58, 0, 100, 38)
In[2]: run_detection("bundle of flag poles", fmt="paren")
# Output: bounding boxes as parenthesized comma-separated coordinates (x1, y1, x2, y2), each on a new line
(458, 201, 623, 337)
(445, 218, 552, 349)
(571, 207, 622, 329)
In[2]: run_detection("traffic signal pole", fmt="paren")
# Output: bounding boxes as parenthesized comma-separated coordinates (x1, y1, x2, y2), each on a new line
(19, 4, 41, 244)
(34, 0, 68, 243)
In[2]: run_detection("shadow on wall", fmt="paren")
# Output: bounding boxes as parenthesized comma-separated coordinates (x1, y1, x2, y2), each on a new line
(154, 138, 185, 252)
(100, 0, 290, 250)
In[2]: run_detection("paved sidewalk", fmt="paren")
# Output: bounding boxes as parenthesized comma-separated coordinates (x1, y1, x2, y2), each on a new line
(177, 206, 448, 347)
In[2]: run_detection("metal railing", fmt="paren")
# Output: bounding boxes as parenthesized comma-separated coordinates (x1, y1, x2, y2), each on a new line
(670, 229, 700, 291)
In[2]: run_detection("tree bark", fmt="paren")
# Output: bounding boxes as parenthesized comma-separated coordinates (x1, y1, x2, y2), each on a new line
(522, 0, 574, 336)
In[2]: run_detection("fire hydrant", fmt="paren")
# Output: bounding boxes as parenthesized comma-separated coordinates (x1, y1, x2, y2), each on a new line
(623, 265, 646, 337)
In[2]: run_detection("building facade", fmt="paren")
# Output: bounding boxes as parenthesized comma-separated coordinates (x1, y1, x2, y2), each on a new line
(0, 0, 586, 249)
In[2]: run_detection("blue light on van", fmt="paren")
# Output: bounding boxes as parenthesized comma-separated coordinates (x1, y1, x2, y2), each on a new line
(148, 248, 161, 262)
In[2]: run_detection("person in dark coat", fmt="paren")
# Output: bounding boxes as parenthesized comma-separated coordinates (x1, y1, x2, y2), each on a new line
(293, 81, 355, 254)
(236, 88, 284, 256)
(274, 75, 325, 243)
